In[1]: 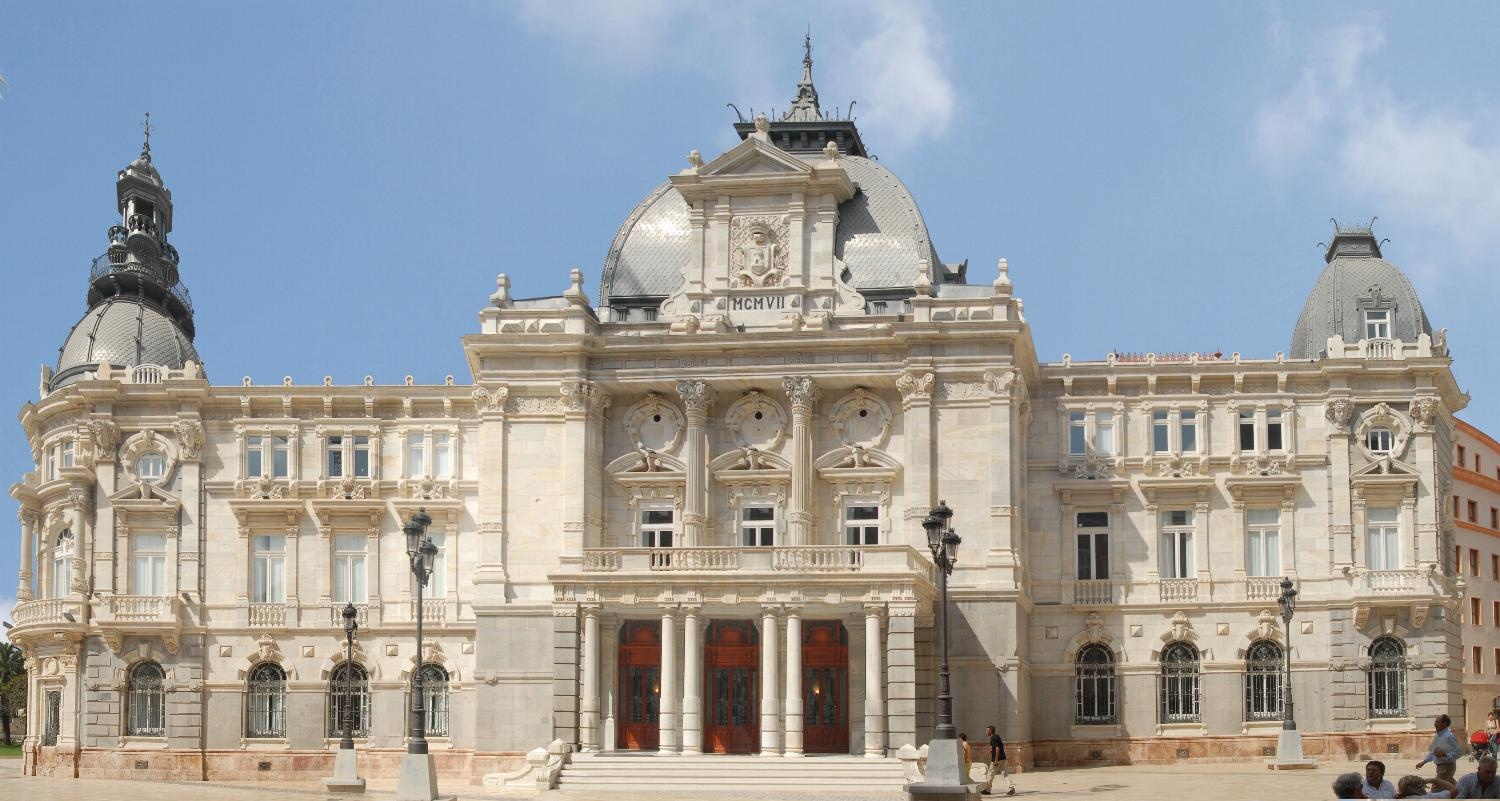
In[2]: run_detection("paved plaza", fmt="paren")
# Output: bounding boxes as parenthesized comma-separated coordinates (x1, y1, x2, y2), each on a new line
(1, 755, 1466, 800)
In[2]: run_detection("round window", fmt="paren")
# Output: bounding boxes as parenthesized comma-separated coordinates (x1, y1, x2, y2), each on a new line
(137, 451, 167, 481)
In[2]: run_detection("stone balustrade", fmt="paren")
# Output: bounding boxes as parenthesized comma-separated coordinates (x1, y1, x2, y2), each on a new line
(1071, 579, 1113, 606)
(578, 544, 934, 581)
(1324, 334, 1437, 361)
(10, 598, 89, 628)
(96, 594, 176, 625)
(1244, 576, 1284, 601)
(328, 603, 370, 627)
(248, 603, 285, 627)
(1158, 578, 1200, 602)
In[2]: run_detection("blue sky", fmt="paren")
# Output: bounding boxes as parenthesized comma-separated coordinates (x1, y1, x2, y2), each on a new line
(2, 2, 1498, 620)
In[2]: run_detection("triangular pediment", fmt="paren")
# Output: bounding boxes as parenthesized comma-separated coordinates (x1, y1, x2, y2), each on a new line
(699, 137, 812, 178)
(1352, 456, 1420, 477)
(109, 480, 180, 509)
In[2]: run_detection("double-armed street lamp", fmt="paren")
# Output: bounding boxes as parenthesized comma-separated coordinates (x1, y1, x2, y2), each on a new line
(908, 501, 970, 800)
(322, 602, 366, 793)
(1277, 577, 1298, 731)
(396, 508, 451, 801)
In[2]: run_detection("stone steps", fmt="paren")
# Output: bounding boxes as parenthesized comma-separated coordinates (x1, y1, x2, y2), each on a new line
(558, 752, 907, 791)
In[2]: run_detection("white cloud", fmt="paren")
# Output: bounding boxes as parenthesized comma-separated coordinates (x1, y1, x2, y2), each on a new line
(843, 1, 955, 152)
(1254, 19, 1500, 258)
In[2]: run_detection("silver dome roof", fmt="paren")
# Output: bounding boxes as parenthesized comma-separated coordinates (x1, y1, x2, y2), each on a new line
(598, 154, 942, 306)
(1289, 229, 1433, 359)
(52, 296, 200, 389)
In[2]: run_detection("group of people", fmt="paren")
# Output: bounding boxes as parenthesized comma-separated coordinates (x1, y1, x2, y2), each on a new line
(958, 726, 1017, 796)
(1335, 714, 1500, 798)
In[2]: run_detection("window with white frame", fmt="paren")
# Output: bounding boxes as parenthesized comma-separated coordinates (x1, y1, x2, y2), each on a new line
(1151, 408, 1199, 454)
(1238, 410, 1257, 452)
(1368, 637, 1406, 718)
(1152, 410, 1170, 453)
(49, 529, 74, 598)
(843, 502, 880, 545)
(1266, 409, 1284, 452)
(1244, 640, 1284, 721)
(1366, 507, 1400, 570)
(740, 504, 776, 547)
(44, 440, 75, 480)
(1075, 644, 1117, 725)
(1068, 411, 1087, 456)
(327, 435, 372, 478)
(1076, 512, 1109, 580)
(1180, 409, 1198, 452)
(136, 451, 166, 482)
(251, 535, 286, 603)
(639, 507, 675, 548)
(45, 444, 56, 481)
(406, 432, 454, 478)
(1366, 427, 1394, 455)
(1158, 642, 1201, 723)
(126, 661, 166, 736)
(131, 533, 167, 595)
(1160, 510, 1195, 579)
(427, 530, 446, 598)
(1095, 411, 1115, 455)
(1245, 509, 1281, 577)
(245, 435, 291, 479)
(332, 534, 367, 604)
(61, 440, 74, 469)
(1364, 309, 1391, 340)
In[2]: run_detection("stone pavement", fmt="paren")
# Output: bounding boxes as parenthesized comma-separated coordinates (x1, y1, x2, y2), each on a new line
(0, 755, 1477, 800)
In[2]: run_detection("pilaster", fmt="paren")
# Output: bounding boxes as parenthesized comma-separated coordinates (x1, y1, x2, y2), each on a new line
(783, 376, 821, 546)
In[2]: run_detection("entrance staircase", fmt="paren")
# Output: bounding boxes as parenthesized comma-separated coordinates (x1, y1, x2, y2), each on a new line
(557, 752, 908, 794)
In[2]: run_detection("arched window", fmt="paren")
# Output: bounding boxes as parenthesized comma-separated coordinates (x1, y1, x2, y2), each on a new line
(419, 664, 450, 737)
(246, 663, 287, 738)
(1244, 640, 1284, 721)
(1075, 644, 1117, 725)
(327, 662, 370, 738)
(1369, 637, 1407, 718)
(49, 529, 74, 599)
(127, 661, 166, 736)
(1158, 642, 1200, 723)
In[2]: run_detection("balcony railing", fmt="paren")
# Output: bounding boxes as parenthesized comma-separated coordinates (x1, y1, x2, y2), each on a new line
(1071, 580, 1113, 605)
(89, 253, 194, 315)
(579, 545, 934, 582)
(329, 603, 370, 627)
(104, 595, 167, 623)
(1325, 335, 1436, 361)
(10, 598, 88, 628)
(414, 598, 446, 624)
(1245, 577, 1284, 601)
(1159, 578, 1199, 602)
(249, 603, 285, 627)
(1361, 570, 1426, 594)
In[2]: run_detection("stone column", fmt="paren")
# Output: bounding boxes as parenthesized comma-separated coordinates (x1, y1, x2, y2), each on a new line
(863, 606, 886, 757)
(784, 609, 804, 757)
(677, 381, 717, 547)
(760, 607, 781, 756)
(783, 377, 821, 546)
(580, 606, 601, 751)
(16, 509, 36, 601)
(681, 607, 703, 754)
(471, 385, 510, 603)
(658, 607, 679, 754)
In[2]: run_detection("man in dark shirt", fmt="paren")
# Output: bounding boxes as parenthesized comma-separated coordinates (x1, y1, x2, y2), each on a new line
(985, 725, 1016, 796)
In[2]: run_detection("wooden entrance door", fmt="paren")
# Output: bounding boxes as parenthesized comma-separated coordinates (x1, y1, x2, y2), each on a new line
(704, 620, 759, 754)
(617, 620, 661, 750)
(802, 621, 849, 753)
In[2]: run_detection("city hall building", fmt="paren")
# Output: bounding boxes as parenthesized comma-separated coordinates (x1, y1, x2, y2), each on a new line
(7, 49, 1471, 786)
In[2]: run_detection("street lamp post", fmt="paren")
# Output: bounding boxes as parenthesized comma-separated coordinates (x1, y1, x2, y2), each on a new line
(322, 602, 366, 794)
(1269, 576, 1314, 769)
(395, 508, 452, 801)
(908, 501, 973, 800)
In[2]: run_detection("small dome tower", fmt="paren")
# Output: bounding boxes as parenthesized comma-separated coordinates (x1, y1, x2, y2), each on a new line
(1289, 221, 1433, 359)
(49, 118, 202, 390)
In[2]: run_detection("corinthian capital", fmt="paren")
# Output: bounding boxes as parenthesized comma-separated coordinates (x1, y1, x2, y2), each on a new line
(782, 376, 822, 411)
(896, 369, 934, 406)
(559, 380, 598, 414)
(676, 380, 718, 416)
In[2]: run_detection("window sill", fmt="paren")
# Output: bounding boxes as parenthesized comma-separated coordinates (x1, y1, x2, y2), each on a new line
(1242, 720, 1287, 734)
(1070, 724, 1122, 739)
(322, 738, 371, 747)
(1368, 717, 1416, 732)
(119, 736, 169, 749)
(1155, 722, 1206, 737)
(240, 738, 290, 750)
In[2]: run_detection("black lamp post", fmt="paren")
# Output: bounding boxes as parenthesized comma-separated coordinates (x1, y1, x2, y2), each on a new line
(404, 509, 438, 756)
(1277, 577, 1299, 731)
(923, 501, 961, 742)
(340, 602, 359, 750)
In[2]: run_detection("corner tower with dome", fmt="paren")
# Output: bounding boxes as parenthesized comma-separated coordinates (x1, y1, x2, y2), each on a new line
(6, 45, 1472, 790)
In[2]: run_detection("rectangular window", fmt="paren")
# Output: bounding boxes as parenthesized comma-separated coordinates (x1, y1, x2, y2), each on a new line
(1471, 548, 1481, 576)
(407, 434, 426, 477)
(1470, 501, 1480, 523)
(843, 503, 880, 546)
(1457, 445, 1466, 466)
(1246, 509, 1282, 577)
(271, 436, 290, 478)
(353, 436, 371, 478)
(251, 535, 286, 603)
(1076, 512, 1109, 580)
(1478, 455, 1483, 472)
(1160, 510, 1195, 579)
(1475, 645, 1485, 674)
(1152, 410, 1170, 453)
(1492, 554, 1498, 581)
(1493, 508, 1499, 530)
(1068, 411, 1087, 456)
(1266, 409, 1284, 452)
(740, 505, 776, 547)
(640, 508, 675, 548)
(61, 441, 74, 469)
(433, 433, 453, 478)
(1492, 600, 1498, 627)
(45, 447, 56, 481)
(1455, 496, 1462, 517)
(332, 534, 367, 604)
(427, 531, 446, 598)
(131, 533, 167, 595)
(1474, 597, 1483, 627)
(641, 307, 658, 322)
(327, 436, 346, 477)
(1366, 428, 1393, 455)
(1180, 410, 1198, 453)
(1366, 507, 1400, 570)
(1238, 410, 1256, 451)
(1094, 411, 1115, 455)
(246, 436, 263, 477)
(1365, 309, 1390, 339)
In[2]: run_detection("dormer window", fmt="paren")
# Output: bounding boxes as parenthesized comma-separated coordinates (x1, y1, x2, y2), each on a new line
(1366, 427, 1394, 455)
(1364, 309, 1391, 340)
(136, 451, 167, 482)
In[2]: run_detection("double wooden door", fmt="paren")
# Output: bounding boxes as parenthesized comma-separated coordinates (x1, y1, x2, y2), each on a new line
(802, 621, 849, 753)
(617, 621, 661, 751)
(704, 620, 759, 754)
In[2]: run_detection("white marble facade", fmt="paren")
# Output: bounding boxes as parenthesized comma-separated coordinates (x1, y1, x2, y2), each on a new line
(7, 58, 1475, 781)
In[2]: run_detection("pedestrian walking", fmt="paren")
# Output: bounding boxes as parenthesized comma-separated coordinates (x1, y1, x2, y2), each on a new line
(984, 724, 1016, 796)
(959, 733, 974, 784)
(1419, 714, 1463, 784)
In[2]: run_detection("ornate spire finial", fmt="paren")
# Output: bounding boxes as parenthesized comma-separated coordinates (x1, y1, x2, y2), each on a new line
(140, 111, 152, 163)
(784, 32, 822, 122)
